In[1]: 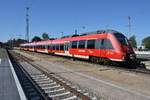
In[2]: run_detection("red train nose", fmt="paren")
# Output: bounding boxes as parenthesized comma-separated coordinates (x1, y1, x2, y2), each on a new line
(122, 45, 134, 54)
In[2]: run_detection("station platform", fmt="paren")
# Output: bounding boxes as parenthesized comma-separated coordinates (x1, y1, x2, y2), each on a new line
(0, 49, 26, 100)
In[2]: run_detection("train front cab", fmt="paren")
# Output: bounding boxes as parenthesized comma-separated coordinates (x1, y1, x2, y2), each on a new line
(113, 33, 136, 64)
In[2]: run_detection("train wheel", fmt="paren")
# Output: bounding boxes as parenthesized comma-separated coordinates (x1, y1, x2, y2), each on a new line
(90, 57, 97, 63)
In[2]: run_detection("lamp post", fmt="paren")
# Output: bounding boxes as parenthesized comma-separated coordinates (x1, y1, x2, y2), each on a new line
(74, 26, 86, 35)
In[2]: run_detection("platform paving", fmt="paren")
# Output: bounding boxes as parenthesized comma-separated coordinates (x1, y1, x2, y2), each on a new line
(0, 49, 22, 100)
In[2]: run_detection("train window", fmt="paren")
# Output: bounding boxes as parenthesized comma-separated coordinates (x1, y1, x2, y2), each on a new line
(100, 39, 113, 49)
(100, 39, 105, 49)
(52, 45, 55, 50)
(106, 39, 113, 49)
(60, 44, 64, 50)
(87, 40, 95, 49)
(71, 41, 78, 48)
(64, 43, 68, 50)
(56, 44, 59, 50)
(42, 45, 44, 49)
(78, 40, 85, 49)
(48, 45, 51, 50)
(114, 33, 128, 46)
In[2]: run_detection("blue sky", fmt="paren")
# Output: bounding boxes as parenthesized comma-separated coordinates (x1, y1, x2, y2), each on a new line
(0, 0, 150, 45)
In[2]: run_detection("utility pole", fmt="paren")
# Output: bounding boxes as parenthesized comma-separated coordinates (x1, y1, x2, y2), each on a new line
(26, 7, 30, 42)
(128, 16, 131, 38)
(75, 29, 77, 35)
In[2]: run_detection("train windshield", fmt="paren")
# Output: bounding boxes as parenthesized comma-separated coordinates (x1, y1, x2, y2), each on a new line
(114, 33, 129, 46)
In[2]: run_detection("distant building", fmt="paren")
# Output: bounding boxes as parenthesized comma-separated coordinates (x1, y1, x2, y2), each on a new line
(137, 45, 145, 51)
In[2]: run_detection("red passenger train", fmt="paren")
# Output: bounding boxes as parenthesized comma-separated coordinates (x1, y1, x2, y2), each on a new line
(20, 30, 136, 63)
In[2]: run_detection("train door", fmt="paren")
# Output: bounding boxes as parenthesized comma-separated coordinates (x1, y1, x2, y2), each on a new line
(64, 42, 70, 56)
(45, 45, 49, 53)
(101, 39, 107, 57)
(97, 39, 106, 58)
(95, 39, 101, 57)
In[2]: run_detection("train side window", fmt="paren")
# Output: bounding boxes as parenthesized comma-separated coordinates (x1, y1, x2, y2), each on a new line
(78, 40, 85, 49)
(87, 40, 95, 49)
(71, 41, 78, 48)
(100, 39, 105, 49)
(60, 44, 64, 50)
(48, 45, 51, 50)
(56, 44, 59, 50)
(42, 45, 44, 49)
(52, 44, 55, 50)
(105, 39, 113, 49)
(100, 39, 113, 49)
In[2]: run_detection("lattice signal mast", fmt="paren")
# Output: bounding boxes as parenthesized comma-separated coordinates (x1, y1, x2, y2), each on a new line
(128, 16, 131, 38)
(26, 7, 30, 42)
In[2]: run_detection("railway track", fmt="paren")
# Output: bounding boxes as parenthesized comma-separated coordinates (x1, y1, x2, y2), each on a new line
(18, 50, 150, 75)
(8, 50, 100, 100)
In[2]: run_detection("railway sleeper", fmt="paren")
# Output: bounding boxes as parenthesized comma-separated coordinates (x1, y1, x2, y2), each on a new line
(34, 78, 52, 82)
(45, 86, 65, 92)
(41, 84, 61, 90)
(39, 82, 57, 87)
(31, 75, 48, 79)
(61, 95, 78, 100)
(47, 89, 68, 96)
(48, 91, 71, 99)
(35, 80, 54, 84)
(45, 88, 65, 94)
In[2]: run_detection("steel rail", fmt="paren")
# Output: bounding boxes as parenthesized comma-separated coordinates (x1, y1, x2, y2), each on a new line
(11, 51, 93, 100)
(8, 51, 50, 100)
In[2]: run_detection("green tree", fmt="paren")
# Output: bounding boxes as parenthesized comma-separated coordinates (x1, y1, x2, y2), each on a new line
(129, 35, 137, 48)
(42, 32, 49, 40)
(3, 38, 27, 49)
(0, 42, 3, 48)
(142, 36, 150, 50)
(32, 36, 41, 42)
